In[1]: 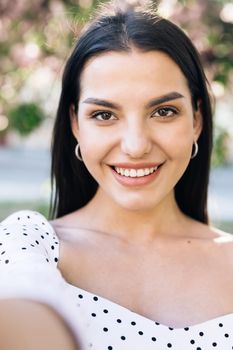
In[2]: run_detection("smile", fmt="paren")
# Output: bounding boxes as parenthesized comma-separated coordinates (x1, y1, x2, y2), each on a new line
(114, 166, 158, 177)
(110, 163, 163, 187)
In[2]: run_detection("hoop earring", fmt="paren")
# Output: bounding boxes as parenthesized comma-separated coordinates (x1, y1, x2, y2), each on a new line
(191, 141, 198, 159)
(75, 143, 83, 162)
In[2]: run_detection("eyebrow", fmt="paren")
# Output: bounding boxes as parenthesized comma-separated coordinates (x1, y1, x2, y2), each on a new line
(82, 92, 184, 110)
(147, 92, 185, 108)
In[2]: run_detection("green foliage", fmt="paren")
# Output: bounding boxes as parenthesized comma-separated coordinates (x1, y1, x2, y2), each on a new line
(9, 102, 44, 136)
(0, 0, 232, 164)
(67, 0, 102, 19)
(0, 127, 8, 145)
(0, 201, 49, 221)
(211, 125, 229, 167)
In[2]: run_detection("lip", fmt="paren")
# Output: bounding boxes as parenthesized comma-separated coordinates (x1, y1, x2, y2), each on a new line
(110, 162, 164, 169)
(110, 162, 164, 187)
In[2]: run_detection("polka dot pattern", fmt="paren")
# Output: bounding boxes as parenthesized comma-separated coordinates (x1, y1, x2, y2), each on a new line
(1, 210, 233, 350)
(0, 211, 59, 267)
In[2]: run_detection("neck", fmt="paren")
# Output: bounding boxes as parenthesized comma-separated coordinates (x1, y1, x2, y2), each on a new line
(82, 188, 191, 244)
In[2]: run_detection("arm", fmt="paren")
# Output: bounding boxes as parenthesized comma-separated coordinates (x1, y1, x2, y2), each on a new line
(0, 300, 80, 350)
(0, 211, 86, 350)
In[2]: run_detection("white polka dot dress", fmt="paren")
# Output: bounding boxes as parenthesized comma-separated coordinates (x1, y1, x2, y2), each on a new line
(1, 210, 233, 350)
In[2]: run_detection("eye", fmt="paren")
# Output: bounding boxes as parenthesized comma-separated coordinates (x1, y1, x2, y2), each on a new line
(152, 107, 178, 118)
(91, 111, 116, 121)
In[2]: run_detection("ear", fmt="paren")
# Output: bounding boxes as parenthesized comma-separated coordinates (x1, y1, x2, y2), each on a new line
(193, 99, 203, 141)
(70, 104, 79, 141)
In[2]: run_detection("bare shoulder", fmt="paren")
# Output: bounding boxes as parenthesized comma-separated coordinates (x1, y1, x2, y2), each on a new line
(210, 224, 233, 250)
(49, 208, 105, 246)
(210, 225, 233, 242)
(203, 223, 233, 266)
(184, 218, 233, 261)
(48, 210, 112, 286)
(187, 217, 233, 242)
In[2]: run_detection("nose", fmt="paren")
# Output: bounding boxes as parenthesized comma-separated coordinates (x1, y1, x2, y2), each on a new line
(121, 121, 152, 158)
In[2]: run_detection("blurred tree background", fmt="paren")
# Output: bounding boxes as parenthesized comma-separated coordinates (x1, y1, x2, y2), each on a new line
(0, 0, 233, 165)
(0, 0, 233, 228)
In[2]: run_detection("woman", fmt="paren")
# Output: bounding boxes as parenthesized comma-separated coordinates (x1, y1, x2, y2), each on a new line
(1, 1, 233, 349)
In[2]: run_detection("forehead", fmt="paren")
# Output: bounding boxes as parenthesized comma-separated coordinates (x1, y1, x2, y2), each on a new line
(79, 49, 190, 100)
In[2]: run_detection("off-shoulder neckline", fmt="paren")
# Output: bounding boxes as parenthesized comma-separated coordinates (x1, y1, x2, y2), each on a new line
(45, 218, 233, 331)
(5, 210, 233, 332)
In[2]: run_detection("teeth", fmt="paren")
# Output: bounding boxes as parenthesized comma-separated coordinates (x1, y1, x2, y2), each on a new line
(130, 169, 137, 177)
(115, 166, 159, 177)
(137, 169, 145, 177)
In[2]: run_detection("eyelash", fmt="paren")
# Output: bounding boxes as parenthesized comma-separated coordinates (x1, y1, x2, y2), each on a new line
(151, 106, 179, 118)
(90, 106, 179, 121)
(91, 111, 116, 121)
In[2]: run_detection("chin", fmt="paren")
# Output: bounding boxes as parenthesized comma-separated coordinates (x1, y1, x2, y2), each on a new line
(114, 195, 159, 212)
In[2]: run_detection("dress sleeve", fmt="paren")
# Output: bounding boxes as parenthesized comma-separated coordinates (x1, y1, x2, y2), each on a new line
(0, 210, 87, 349)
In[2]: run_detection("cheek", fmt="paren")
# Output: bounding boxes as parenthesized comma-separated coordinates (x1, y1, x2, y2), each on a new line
(78, 119, 117, 153)
(157, 120, 194, 160)
(77, 123, 111, 170)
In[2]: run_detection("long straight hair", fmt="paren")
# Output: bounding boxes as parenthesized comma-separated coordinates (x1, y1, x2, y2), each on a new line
(50, 2, 213, 223)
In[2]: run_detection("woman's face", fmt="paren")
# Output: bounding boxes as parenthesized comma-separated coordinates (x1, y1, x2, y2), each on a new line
(71, 49, 202, 211)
